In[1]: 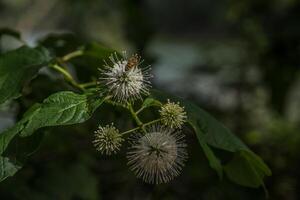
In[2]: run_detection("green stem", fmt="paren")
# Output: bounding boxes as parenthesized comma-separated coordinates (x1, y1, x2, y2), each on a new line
(121, 118, 162, 136)
(50, 64, 85, 92)
(135, 106, 145, 115)
(128, 104, 143, 126)
(128, 103, 148, 133)
(105, 100, 127, 109)
(79, 81, 98, 88)
(121, 126, 141, 136)
(62, 50, 83, 61)
(143, 119, 162, 127)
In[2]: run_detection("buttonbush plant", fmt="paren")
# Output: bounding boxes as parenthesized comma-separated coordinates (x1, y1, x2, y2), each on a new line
(0, 29, 271, 191)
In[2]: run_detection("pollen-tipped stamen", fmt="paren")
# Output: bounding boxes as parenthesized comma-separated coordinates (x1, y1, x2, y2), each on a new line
(127, 125, 188, 184)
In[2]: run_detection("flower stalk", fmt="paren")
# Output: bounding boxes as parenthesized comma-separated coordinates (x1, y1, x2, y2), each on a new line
(50, 64, 85, 92)
(121, 118, 162, 136)
(62, 50, 83, 61)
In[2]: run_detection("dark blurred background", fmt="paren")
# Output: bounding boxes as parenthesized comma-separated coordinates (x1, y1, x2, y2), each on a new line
(0, 0, 300, 199)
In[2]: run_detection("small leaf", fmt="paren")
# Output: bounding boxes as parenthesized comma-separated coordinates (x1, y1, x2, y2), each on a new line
(83, 42, 117, 60)
(0, 46, 52, 104)
(0, 91, 105, 155)
(70, 42, 119, 82)
(149, 89, 271, 188)
(73, 42, 118, 67)
(142, 97, 162, 109)
(0, 156, 21, 182)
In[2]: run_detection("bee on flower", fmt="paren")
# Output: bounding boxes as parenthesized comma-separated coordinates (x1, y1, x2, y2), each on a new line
(127, 125, 188, 184)
(98, 52, 152, 104)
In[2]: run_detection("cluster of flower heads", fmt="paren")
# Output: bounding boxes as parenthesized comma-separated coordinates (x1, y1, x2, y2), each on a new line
(93, 52, 188, 184)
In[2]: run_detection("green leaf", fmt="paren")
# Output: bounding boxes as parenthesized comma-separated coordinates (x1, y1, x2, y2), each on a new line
(149, 89, 271, 188)
(72, 42, 117, 68)
(0, 46, 52, 104)
(0, 156, 21, 182)
(198, 137, 224, 178)
(5, 131, 45, 161)
(82, 42, 117, 60)
(224, 150, 271, 187)
(38, 33, 83, 57)
(142, 97, 162, 108)
(70, 42, 119, 82)
(0, 91, 105, 155)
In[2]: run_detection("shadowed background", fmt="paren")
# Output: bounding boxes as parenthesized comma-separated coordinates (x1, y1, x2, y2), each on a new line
(0, 0, 300, 199)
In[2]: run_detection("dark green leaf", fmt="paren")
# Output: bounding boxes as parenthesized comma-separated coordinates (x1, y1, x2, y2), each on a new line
(72, 42, 117, 68)
(5, 131, 45, 162)
(142, 97, 162, 108)
(0, 46, 52, 104)
(0, 156, 21, 182)
(83, 42, 117, 60)
(224, 150, 271, 187)
(0, 91, 105, 155)
(149, 89, 271, 188)
(199, 139, 224, 178)
(38, 33, 83, 57)
(71, 42, 119, 82)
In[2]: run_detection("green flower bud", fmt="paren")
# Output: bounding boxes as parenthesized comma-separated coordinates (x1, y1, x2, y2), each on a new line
(159, 99, 187, 129)
(93, 123, 124, 155)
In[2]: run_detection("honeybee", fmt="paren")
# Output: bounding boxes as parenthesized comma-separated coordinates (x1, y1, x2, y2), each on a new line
(126, 53, 141, 70)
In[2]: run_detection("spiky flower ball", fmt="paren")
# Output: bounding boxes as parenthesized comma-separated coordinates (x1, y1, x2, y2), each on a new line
(98, 52, 152, 104)
(127, 125, 188, 184)
(159, 100, 187, 129)
(93, 124, 124, 155)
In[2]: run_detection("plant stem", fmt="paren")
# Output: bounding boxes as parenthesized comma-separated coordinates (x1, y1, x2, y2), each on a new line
(121, 118, 162, 136)
(143, 118, 162, 127)
(127, 103, 148, 133)
(135, 106, 145, 115)
(79, 81, 98, 88)
(105, 100, 127, 109)
(62, 50, 83, 61)
(121, 126, 141, 136)
(128, 104, 143, 126)
(50, 64, 85, 92)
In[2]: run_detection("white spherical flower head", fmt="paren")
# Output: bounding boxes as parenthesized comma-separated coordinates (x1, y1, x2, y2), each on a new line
(159, 99, 187, 129)
(127, 125, 188, 184)
(93, 124, 124, 155)
(99, 53, 152, 103)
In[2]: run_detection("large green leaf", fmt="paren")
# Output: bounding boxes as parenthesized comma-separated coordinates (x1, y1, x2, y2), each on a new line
(0, 156, 21, 182)
(0, 46, 52, 104)
(149, 89, 271, 188)
(0, 91, 105, 155)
